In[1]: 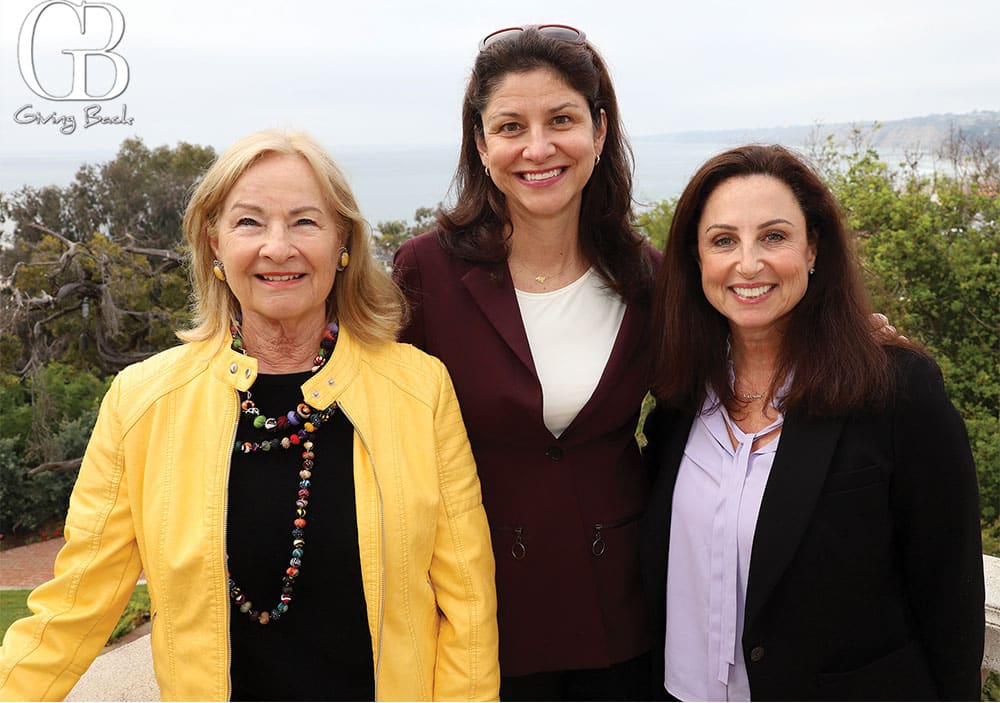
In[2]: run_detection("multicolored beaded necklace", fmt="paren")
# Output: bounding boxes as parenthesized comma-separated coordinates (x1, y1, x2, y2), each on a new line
(227, 320, 339, 625)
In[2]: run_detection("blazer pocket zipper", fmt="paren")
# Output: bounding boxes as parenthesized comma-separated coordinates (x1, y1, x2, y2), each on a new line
(494, 525, 528, 560)
(591, 512, 642, 557)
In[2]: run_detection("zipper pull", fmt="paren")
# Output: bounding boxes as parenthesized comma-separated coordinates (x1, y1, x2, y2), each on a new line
(512, 526, 526, 560)
(592, 524, 606, 556)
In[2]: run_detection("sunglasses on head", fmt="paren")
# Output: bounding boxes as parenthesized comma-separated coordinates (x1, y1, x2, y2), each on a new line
(479, 24, 586, 51)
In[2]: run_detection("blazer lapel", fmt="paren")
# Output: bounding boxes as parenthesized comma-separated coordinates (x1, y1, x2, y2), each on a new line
(641, 406, 693, 599)
(743, 412, 847, 631)
(460, 264, 537, 376)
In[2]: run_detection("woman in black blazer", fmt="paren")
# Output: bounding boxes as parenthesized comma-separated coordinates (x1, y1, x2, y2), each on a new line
(641, 145, 983, 701)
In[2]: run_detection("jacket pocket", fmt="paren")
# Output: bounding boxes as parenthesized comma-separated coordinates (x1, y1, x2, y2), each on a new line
(590, 512, 642, 557)
(816, 638, 936, 700)
(821, 463, 885, 494)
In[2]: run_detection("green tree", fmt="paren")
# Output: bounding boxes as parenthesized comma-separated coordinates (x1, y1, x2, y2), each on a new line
(374, 220, 409, 255)
(1, 228, 188, 376)
(636, 198, 676, 250)
(0, 137, 209, 374)
(374, 206, 439, 256)
(815, 133, 1000, 527)
(0, 139, 206, 535)
(1, 137, 215, 250)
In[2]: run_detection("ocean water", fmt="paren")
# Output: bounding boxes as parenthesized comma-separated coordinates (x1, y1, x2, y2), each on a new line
(0, 139, 784, 229)
(328, 139, 762, 224)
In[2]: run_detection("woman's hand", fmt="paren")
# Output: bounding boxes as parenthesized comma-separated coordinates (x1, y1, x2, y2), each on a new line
(870, 312, 905, 342)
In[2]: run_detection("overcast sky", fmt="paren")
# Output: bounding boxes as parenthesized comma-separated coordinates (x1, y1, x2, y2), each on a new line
(1, 0, 997, 161)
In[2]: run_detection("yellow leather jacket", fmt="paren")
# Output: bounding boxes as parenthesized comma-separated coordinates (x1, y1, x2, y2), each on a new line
(0, 326, 499, 701)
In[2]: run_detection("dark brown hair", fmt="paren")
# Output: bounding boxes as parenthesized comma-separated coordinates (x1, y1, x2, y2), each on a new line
(651, 144, 914, 416)
(437, 27, 652, 304)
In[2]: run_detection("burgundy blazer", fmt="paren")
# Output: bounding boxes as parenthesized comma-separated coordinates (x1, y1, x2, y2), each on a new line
(394, 231, 659, 676)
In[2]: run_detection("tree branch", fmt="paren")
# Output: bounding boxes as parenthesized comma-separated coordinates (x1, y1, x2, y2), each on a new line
(123, 243, 184, 264)
(122, 230, 185, 265)
(28, 457, 82, 477)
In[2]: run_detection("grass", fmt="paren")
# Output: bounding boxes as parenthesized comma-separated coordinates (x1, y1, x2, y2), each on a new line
(0, 584, 150, 645)
(0, 590, 32, 635)
(985, 673, 1000, 702)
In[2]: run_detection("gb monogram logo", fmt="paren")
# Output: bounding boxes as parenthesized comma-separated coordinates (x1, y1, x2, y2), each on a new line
(17, 0, 130, 101)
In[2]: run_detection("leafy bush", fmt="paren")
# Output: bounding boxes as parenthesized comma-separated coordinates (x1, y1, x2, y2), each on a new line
(0, 438, 77, 534)
(0, 364, 109, 534)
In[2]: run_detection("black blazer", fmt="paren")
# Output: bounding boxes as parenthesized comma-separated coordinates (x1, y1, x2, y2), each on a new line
(640, 349, 984, 701)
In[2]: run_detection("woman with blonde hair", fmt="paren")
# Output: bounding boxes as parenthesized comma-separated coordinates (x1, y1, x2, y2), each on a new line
(0, 129, 499, 701)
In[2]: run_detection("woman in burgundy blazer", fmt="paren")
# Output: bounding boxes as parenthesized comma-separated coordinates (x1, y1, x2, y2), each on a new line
(393, 25, 659, 700)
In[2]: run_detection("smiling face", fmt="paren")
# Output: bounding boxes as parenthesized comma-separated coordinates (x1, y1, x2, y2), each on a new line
(697, 175, 817, 340)
(476, 67, 606, 227)
(211, 152, 342, 335)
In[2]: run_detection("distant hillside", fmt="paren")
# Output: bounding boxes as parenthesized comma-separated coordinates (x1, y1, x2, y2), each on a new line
(638, 110, 1000, 152)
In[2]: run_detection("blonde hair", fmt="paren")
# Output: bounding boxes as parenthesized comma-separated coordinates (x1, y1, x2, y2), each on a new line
(178, 129, 405, 347)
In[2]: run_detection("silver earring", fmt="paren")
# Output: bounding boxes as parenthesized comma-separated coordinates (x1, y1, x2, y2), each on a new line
(809, 267, 815, 275)
(595, 154, 601, 165)
(484, 165, 490, 177)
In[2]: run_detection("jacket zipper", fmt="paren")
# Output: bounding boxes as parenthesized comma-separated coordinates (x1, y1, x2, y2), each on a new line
(591, 512, 643, 557)
(511, 526, 526, 560)
(223, 388, 239, 700)
(338, 402, 385, 697)
(493, 524, 528, 560)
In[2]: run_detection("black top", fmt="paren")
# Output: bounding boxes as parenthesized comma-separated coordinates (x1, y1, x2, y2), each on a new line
(226, 371, 374, 701)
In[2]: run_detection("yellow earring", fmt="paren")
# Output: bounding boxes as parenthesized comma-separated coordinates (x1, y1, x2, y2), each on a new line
(212, 260, 226, 282)
(337, 247, 350, 272)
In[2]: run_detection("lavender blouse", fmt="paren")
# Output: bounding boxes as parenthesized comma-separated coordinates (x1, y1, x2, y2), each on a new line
(663, 386, 784, 701)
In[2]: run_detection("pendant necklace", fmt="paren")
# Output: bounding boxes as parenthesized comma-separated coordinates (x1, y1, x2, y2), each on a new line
(226, 320, 338, 625)
(735, 378, 764, 401)
(510, 257, 557, 286)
